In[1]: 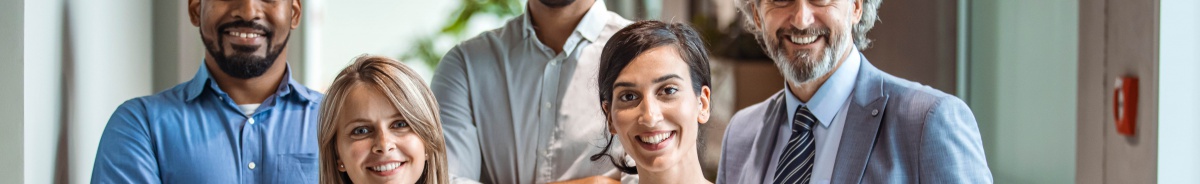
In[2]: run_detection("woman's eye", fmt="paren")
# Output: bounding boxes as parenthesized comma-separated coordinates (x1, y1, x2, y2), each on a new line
(391, 120, 409, 128)
(351, 127, 371, 135)
(618, 93, 640, 102)
(661, 87, 679, 95)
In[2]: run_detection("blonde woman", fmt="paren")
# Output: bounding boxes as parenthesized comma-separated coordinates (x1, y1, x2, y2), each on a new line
(318, 55, 449, 184)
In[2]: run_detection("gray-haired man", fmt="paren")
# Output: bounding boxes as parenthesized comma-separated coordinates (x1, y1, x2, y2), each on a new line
(717, 0, 993, 183)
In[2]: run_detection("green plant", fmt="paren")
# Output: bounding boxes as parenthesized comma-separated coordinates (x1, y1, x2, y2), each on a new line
(402, 0, 524, 67)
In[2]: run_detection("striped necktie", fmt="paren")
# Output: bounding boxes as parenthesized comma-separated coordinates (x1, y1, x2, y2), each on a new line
(774, 105, 817, 184)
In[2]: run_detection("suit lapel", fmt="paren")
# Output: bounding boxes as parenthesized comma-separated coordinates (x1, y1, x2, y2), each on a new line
(749, 91, 789, 183)
(831, 55, 888, 183)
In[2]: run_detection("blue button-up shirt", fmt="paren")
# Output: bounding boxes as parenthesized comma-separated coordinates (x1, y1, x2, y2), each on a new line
(92, 61, 323, 184)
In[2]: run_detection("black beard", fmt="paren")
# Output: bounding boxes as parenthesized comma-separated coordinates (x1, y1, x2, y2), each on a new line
(201, 26, 288, 79)
(539, 0, 577, 8)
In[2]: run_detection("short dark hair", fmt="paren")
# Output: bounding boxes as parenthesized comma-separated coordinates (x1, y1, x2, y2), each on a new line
(591, 20, 713, 174)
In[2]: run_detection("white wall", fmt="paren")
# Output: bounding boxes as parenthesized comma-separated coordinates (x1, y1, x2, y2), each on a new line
(24, 0, 66, 183)
(309, 0, 507, 91)
(1, 0, 25, 183)
(66, 0, 154, 182)
(1158, 0, 1200, 182)
(968, 0, 1078, 183)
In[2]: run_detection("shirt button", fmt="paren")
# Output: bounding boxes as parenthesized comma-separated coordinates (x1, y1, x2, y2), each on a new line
(248, 162, 256, 170)
(543, 102, 551, 109)
(549, 61, 557, 66)
(248, 118, 255, 125)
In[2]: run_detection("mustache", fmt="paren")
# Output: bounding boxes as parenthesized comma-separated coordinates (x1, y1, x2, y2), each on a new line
(776, 26, 830, 37)
(217, 20, 273, 36)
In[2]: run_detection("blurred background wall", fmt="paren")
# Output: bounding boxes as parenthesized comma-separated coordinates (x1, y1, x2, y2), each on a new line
(2, 0, 25, 182)
(1077, 0, 1158, 182)
(968, 0, 1078, 183)
(1157, 0, 1200, 182)
(3, 0, 1199, 183)
(22, 0, 62, 183)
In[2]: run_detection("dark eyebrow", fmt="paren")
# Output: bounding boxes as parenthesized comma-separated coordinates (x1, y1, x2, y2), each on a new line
(614, 74, 683, 88)
(653, 74, 682, 83)
(614, 82, 636, 88)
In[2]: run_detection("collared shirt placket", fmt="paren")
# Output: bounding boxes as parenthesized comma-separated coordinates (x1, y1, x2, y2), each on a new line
(534, 32, 590, 182)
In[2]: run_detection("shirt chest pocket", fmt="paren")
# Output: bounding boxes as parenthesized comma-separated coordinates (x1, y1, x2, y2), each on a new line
(271, 153, 318, 183)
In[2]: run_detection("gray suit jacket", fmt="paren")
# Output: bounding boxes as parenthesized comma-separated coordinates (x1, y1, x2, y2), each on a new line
(716, 56, 992, 184)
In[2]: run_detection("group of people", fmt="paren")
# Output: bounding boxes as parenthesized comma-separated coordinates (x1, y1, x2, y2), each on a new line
(91, 0, 992, 183)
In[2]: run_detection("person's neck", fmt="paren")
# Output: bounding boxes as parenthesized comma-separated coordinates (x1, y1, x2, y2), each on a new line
(528, 0, 595, 54)
(204, 51, 288, 105)
(788, 48, 852, 102)
(635, 149, 711, 184)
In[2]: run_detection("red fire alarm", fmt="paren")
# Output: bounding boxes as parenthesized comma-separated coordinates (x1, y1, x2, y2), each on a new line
(1113, 77, 1137, 136)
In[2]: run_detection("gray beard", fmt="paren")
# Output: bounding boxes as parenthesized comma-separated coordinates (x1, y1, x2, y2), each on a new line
(767, 39, 843, 85)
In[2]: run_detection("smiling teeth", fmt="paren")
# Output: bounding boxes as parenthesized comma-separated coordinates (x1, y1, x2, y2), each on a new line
(369, 162, 402, 172)
(639, 132, 671, 144)
(790, 35, 817, 45)
(228, 32, 261, 38)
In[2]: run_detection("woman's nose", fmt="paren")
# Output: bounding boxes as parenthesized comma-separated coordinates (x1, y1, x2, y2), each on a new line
(637, 98, 664, 127)
(372, 131, 396, 154)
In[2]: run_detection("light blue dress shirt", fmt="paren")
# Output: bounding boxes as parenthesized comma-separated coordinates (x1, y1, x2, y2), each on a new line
(765, 48, 862, 184)
(92, 61, 323, 184)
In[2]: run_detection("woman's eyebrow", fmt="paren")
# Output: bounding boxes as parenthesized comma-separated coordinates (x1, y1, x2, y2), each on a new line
(343, 119, 370, 127)
(614, 82, 636, 88)
(614, 74, 683, 88)
(390, 113, 407, 120)
(653, 74, 682, 83)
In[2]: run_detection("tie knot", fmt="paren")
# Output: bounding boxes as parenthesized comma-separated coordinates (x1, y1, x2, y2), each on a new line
(793, 105, 817, 129)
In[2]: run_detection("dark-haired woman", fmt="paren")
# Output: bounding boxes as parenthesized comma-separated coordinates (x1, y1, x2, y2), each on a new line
(592, 20, 714, 184)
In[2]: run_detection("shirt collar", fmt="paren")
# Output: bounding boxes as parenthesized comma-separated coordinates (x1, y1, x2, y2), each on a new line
(184, 59, 317, 103)
(784, 47, 862, 127)
(520, 0, 610, 43)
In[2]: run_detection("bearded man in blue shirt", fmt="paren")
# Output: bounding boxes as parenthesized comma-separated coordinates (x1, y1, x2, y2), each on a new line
(91, 0, 322, 183)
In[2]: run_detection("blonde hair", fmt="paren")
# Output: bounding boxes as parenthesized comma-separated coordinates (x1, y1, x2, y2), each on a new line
(317, 55, 449, 184)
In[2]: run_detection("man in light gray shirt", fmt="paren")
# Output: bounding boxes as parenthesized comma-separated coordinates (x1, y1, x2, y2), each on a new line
(430, 0, 632, 183)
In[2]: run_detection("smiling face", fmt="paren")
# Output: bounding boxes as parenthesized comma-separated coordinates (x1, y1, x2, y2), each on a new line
(604, 46, 710, 172)
(189, 0, 300, 79)
(754, 0, 861, 84)
(333, 84, 427, 184)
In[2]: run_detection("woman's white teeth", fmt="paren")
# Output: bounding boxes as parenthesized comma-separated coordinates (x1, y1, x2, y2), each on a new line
(790, 35, 818, 45)
(639, 132, 672, 144)
(228, 32, 261, 38)
(368, 162, 402, 172)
